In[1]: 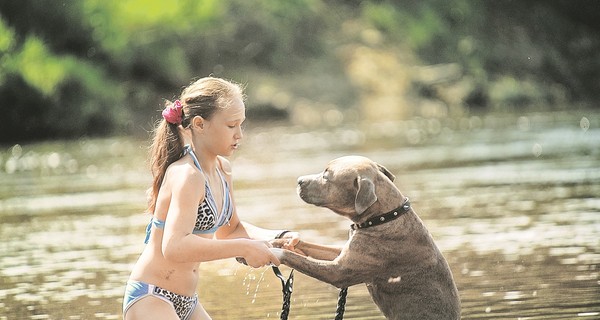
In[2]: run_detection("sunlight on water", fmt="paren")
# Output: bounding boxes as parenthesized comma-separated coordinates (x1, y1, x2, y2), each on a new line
(0, 111, 598, 319)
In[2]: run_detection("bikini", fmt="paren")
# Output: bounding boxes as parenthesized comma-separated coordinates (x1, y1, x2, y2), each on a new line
(123, 145, 233, 319)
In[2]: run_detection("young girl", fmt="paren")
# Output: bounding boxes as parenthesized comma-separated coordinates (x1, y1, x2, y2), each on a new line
(123, 77, 298, 320)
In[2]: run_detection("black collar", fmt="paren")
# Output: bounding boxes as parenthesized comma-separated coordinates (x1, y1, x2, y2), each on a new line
(350, 198, 411, 230)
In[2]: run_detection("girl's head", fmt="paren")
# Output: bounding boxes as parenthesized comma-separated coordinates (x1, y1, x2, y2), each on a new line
(178, 77, 245, 128)
(147, 77, 245, 213)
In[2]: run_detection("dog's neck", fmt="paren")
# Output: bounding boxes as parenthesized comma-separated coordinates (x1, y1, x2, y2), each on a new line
(351, 197, 411, 230)
(355, 182, 408, 225)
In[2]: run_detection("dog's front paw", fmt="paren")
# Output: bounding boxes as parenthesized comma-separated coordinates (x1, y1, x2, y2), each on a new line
(270, 248, 286, 261)
(269, 238, 287, 248)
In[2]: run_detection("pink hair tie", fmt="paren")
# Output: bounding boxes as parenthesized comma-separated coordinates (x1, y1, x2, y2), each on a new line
(162, 100, 183, 125)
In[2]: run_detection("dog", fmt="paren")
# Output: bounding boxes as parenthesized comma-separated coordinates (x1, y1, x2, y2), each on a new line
(271, 156, 460, 319)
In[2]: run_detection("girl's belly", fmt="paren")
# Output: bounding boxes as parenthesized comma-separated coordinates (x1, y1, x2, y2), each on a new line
(128, 247, 201, 297)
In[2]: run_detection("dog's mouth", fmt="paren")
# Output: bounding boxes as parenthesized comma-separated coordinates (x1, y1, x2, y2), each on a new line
(296, 184, 312, 203)
(296, 181, 324, 206)
(297, 180, 358, 218)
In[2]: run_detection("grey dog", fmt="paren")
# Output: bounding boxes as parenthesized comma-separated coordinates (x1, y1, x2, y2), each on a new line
(271, 156, 460, 319)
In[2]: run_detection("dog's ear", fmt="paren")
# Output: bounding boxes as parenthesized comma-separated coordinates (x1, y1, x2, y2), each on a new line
(377, 163, 395, 182)
(355, 177, 377, 214)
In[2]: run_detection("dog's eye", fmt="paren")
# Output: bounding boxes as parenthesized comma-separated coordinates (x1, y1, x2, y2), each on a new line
(322, 170, 330, 180)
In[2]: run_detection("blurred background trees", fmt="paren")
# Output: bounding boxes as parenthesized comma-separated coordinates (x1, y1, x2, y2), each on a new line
(0, 0, 598, 143)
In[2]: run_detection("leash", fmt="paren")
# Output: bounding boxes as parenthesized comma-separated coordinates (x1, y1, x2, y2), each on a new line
(238, 251, 347, 318)
(335, 287, 348, 320)
(272, 266, 294, 320)
(272, 266, 348, 320)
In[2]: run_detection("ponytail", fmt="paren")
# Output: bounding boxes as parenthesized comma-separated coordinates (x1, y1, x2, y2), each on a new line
(147, 106, 184, 213)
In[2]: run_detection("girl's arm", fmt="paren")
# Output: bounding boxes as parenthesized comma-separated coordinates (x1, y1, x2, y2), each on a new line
(217, 211, 301, 255)
(160, 164, 278, 267)
(216, 208, 283, 240)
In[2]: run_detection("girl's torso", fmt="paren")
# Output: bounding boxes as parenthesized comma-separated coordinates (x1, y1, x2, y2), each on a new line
(129, 146, 233, 296)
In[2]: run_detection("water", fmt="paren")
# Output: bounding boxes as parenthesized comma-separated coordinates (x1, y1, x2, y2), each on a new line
(1, 111, 598, 319)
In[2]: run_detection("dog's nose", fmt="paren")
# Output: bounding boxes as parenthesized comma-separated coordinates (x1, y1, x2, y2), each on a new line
(297, 177, 305, 186)
(297, 176, 309, 187)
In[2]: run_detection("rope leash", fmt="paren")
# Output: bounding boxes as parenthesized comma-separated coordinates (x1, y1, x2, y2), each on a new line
(335, 287, 348, 320)
(272, 266, 294, 320)
(270, 230, 350, 319)
(271, 266, 348, 320)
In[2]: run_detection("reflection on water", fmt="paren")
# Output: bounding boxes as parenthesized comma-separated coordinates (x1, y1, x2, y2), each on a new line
(0, 111, 598, 319)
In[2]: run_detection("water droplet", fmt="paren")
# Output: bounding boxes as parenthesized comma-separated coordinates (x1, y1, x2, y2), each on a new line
(580, 117, 590, 132)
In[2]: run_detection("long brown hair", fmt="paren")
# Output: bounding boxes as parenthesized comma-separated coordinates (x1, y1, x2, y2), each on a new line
(147, 77, 244, 213)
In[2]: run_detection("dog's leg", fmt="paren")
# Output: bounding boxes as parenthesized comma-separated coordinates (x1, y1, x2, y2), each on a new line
(271, 239, 342, 261)
(294, 240, 343, 261)
(271, 248, 374, 288)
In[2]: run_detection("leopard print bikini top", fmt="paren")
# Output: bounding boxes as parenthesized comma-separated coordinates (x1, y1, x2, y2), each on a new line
(144, 145, 233, 243)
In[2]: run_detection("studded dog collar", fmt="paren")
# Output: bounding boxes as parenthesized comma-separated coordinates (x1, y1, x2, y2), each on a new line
(350, 198, 411, 230)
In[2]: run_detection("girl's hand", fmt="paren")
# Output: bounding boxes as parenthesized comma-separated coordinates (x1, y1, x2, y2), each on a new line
(270, 232, 306, 256)
(279, 231, 301, 251)
(240, 239, 280, 268)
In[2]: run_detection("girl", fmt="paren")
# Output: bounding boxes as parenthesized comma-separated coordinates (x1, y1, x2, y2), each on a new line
(123, 77, 298, 319)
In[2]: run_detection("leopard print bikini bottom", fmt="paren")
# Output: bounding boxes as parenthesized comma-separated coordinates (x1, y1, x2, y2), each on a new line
(123, 280, 198, 319)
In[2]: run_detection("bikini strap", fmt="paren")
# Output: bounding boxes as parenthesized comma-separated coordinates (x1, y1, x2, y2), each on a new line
(183, 145, 202, 172)
(182, 144, 233, 226)
(144, 217, 166, 244)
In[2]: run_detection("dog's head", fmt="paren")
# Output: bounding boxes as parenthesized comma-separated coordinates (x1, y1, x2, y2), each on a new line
(297, 156, 396, 219)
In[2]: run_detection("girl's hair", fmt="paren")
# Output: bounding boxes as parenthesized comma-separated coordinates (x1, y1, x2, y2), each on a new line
(147, 77, 244, 213)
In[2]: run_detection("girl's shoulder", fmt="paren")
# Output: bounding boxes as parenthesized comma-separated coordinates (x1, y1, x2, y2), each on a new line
(166, 157, 205, 188)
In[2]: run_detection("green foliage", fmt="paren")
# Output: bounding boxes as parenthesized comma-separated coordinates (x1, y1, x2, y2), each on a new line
(15, 37, 68, 96)
(363, 2, 402, 40)
(0, 24, 125, 141)
(358, 0, 599, 108)
(0, 18, 15, 86)
(0, 0, 598, 143)
(0, 0, 331, 143)
(0, 17, 14, 53)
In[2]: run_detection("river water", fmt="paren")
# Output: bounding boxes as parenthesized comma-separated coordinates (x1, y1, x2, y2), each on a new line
(0, 110, 598, 319)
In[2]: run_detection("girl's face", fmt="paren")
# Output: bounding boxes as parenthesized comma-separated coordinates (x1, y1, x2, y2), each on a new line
(198, 96, 245, 157)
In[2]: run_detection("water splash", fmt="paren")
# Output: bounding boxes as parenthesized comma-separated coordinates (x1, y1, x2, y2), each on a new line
(242, 268, 269, 304)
